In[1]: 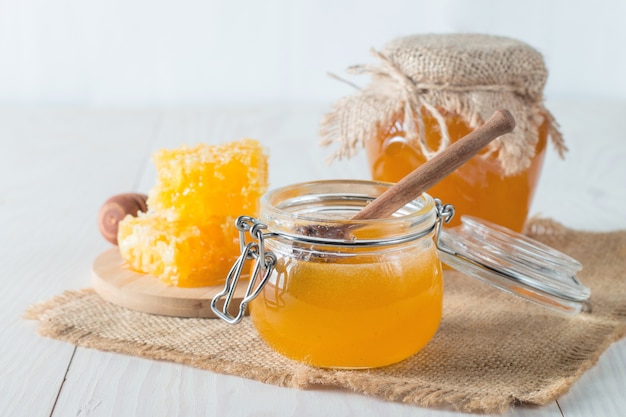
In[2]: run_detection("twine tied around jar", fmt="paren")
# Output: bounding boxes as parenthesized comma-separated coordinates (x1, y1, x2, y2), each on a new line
(319, 34, 567, 175)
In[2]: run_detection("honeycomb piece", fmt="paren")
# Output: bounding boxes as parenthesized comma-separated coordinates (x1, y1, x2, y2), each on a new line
(118, 212, 239, 287)
(148, 139, 268, 222)
(117, 138, 268, 287)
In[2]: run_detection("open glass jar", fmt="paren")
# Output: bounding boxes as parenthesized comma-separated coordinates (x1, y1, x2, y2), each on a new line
(211, 180, 590, 369)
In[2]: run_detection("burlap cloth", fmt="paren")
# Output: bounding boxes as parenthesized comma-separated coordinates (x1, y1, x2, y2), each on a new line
(320, 34, 566, 175)
(26, 219, 626, 413)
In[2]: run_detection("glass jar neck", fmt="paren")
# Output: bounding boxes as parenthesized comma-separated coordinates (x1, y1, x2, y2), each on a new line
(260, 180, 437, 246)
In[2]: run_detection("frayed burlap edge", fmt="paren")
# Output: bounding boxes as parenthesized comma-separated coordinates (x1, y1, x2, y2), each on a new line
(320, 48, 566, 176)
(23, 289, 319, 389)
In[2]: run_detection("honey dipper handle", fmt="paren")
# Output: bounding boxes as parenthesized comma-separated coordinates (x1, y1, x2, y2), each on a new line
(351, 109, 516, 221)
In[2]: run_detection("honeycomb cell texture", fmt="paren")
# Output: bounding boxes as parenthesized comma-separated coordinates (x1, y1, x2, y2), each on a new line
(118, 138, 268, 287)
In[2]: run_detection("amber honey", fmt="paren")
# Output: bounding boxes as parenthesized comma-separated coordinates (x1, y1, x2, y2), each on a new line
(243, 180, 444, 368)
(366, 111, 548, 233)
(250, 239, 442, 368)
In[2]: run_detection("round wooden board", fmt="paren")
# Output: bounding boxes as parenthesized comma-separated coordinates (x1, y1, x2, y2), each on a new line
(92, 248, 248, 318)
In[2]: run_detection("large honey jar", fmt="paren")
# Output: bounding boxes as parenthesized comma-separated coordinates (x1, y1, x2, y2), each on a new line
(320, 34, 565, 232)
(212, 180, 590, 369)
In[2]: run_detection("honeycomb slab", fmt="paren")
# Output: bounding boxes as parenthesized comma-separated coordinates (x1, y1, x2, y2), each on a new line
(148, 139, 268, 221)
(118, 138, 268, 287)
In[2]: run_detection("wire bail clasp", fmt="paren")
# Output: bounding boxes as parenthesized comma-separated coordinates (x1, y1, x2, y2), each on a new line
(434, 198, 455, 250)
(211, 216, 277, 324)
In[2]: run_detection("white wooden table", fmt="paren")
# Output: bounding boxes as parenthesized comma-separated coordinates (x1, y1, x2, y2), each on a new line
(2, 100, 625, 416)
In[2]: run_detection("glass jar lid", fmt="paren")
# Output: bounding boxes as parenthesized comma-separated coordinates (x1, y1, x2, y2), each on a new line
(436, 213, 591, 315)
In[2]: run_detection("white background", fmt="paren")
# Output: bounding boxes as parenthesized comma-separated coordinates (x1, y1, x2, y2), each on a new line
(1, 0, 625, 106)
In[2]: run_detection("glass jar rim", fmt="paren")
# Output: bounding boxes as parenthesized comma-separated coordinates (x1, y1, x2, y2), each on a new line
(260, 179, 438, 245)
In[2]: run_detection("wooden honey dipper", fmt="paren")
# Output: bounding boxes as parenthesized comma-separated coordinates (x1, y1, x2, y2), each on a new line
(301, 109, 515, 238)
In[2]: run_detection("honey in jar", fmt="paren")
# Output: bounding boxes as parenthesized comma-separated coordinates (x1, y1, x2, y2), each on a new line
(320, 34, 565, 232)
(366, 110, 549, 232)
(252, 180, 442, 368)
(233, 180, 442, 368)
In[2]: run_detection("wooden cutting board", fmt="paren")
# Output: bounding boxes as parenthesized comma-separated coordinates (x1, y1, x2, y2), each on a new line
(92, 248, 248, 318)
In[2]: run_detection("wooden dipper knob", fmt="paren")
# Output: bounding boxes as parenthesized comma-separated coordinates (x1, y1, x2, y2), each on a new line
(98, 193, 148, 245)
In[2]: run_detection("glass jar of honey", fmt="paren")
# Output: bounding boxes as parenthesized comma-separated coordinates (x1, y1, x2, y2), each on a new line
(251, 180, 442, 368)
(366, 110, 549, 232)
(212, 180, 590, 369)
(320, 34, 566, 232)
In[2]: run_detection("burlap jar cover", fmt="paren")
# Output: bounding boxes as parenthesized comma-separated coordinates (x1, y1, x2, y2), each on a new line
(320, 33, 566, 175)
(27, 219, 626, 414)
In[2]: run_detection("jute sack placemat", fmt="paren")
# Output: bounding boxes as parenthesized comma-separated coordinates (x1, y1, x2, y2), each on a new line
(26, 219, 626, 413)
